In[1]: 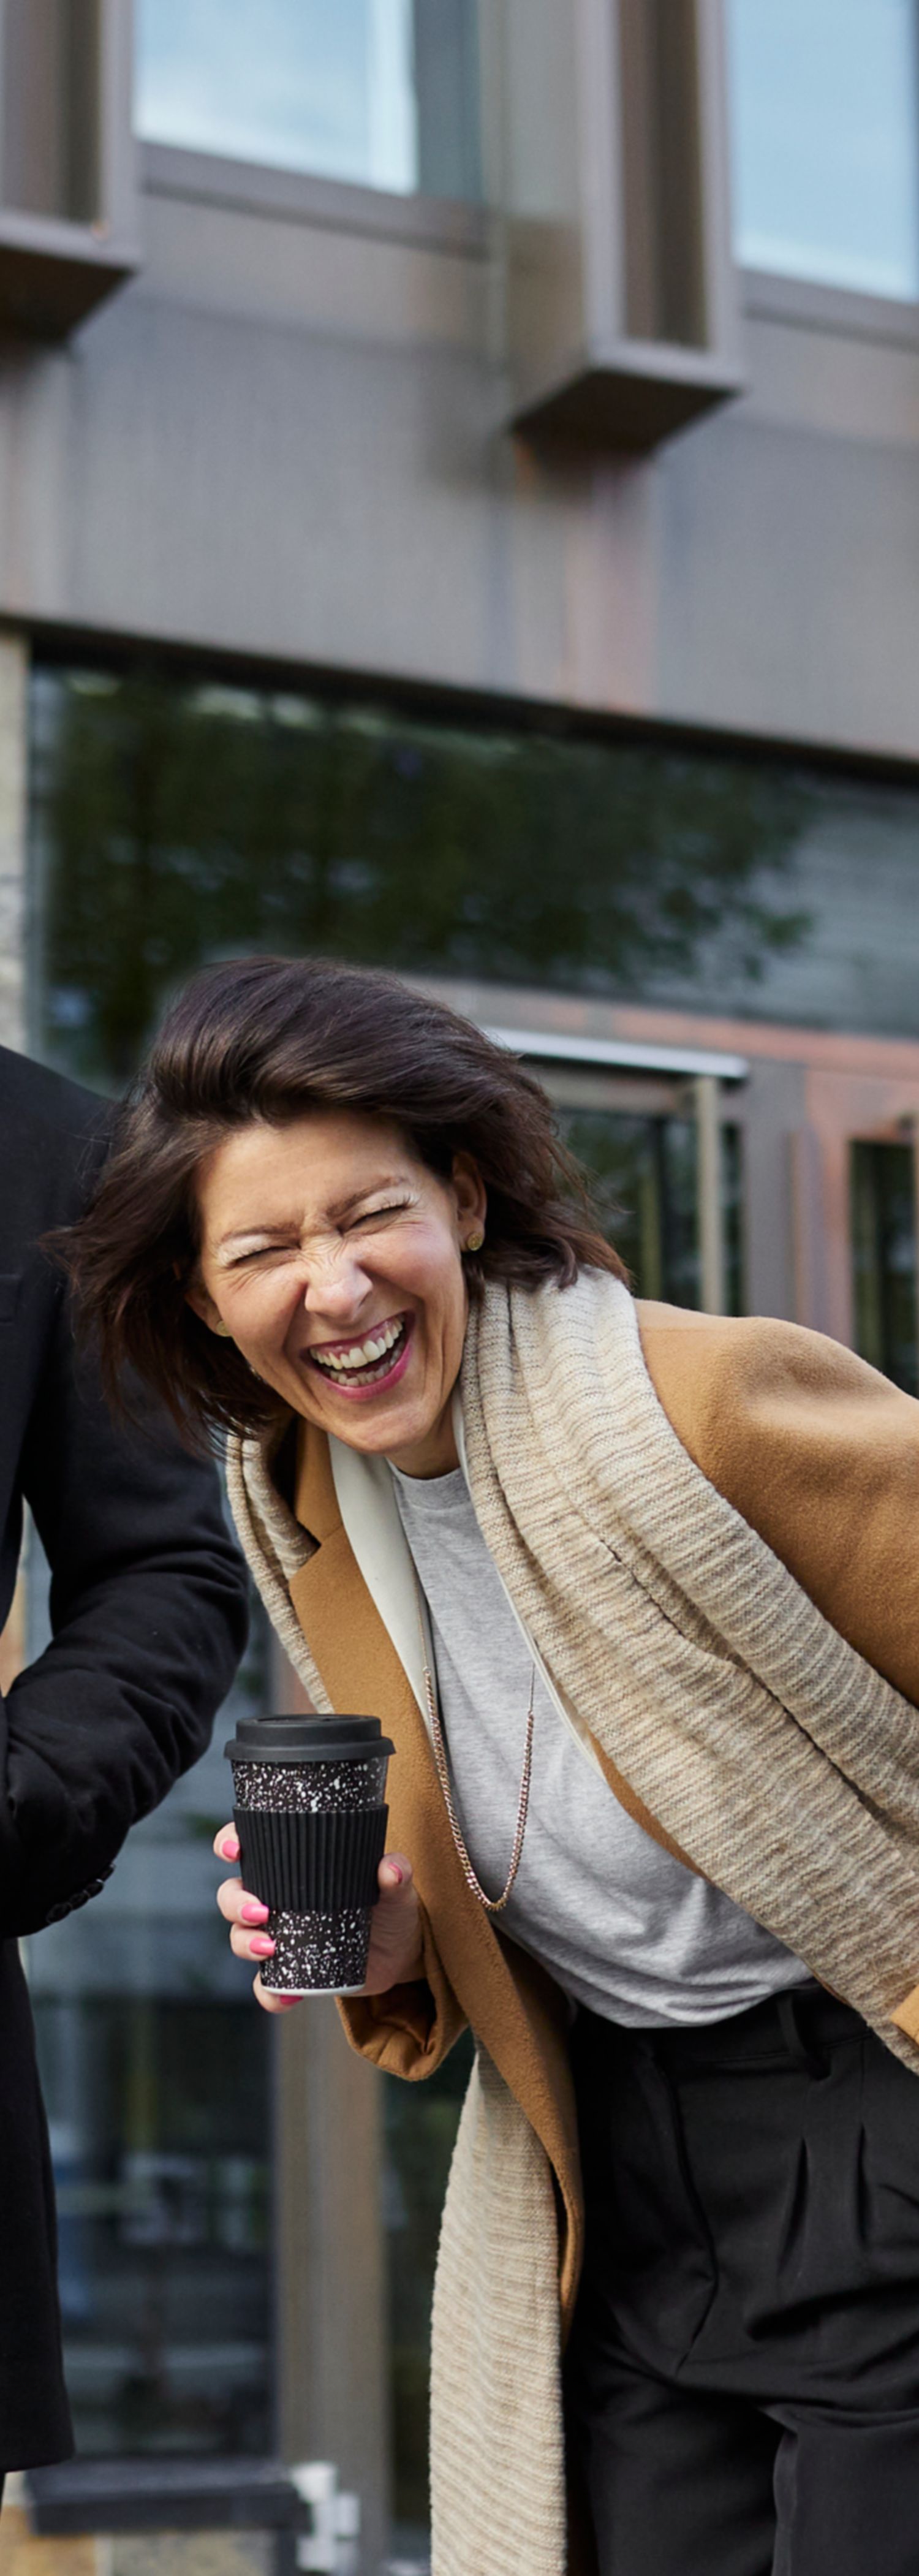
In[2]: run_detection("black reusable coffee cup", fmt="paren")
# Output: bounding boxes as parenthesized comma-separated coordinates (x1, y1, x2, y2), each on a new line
(225, 1712, 395, 1996)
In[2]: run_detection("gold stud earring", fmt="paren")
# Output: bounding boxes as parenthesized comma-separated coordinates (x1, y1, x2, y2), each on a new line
(465, 1227, 485, 1253)
(214, 1322, 231, 1338)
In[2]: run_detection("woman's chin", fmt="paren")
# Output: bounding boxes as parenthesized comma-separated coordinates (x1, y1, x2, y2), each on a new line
(304, 1381, 452, 1473)
(287, 1328, 456, 1468)
(337, 1395, 431, 1458)
(293, 1370, 425, 1449)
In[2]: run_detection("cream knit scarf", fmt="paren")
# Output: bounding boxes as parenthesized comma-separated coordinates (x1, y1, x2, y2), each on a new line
(228, 1272, 919, 2576)
(461, 1272, 919, 2034)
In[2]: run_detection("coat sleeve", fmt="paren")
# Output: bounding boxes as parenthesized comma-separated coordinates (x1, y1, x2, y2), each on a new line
(638, 1301, 919, 1707)
(337, 1897, 468, 2079)
(0, 1300, 249, 1940)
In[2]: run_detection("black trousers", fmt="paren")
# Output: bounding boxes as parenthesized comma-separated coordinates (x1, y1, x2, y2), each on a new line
(565, 1984, 919, 2576)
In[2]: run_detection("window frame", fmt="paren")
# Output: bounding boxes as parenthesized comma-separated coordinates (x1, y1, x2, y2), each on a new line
(139, 135, 488, 256)
(741, 262, 919, 349)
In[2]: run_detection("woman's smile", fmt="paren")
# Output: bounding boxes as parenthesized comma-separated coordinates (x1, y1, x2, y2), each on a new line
(305, 1309, 414, 1397)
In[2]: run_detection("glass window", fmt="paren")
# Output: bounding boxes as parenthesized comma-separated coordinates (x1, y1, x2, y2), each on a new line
(134, 0, 482, 203)
(24, 1536, 274, 2458)
(727, 0, 919, 300)
(554, 1105, 744, 1317)
(850, 1139, 918, 1392)
(27, 664, 919, 1086)
(558, 1107, 701, 1306)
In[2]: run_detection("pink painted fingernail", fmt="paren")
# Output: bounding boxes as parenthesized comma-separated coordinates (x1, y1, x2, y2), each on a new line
(220, 1834, 240, 1860)
(241, 1901, 270, 1925)
(384, 1862, 404, 1886)
(250, 1934, 276, 1957)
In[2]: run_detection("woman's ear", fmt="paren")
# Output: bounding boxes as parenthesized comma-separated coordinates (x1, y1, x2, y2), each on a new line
(452, 1153, 487, 1239)
(186, 1283, 225, 1335)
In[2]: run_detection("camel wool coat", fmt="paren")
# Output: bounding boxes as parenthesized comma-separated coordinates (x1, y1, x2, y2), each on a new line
(226, 1277, 919, 2576)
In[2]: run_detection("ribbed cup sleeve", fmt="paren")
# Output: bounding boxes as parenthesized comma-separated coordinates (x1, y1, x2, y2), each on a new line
(233, 1804, 389, 1914)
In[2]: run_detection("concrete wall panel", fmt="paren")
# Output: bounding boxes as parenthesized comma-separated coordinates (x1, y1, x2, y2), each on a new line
(656, 395, 919, 757)
(0, 169, 918, 762)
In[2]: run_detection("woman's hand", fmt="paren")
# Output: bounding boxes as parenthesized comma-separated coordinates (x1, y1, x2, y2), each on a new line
(214, 1827, 424, 2013)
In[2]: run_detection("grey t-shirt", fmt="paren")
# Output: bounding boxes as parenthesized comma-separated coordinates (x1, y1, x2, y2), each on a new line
(390, 1460, 810, 2028)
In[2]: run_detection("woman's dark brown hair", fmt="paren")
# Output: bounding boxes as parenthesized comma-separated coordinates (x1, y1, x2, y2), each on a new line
(64, 955, 627, 1447)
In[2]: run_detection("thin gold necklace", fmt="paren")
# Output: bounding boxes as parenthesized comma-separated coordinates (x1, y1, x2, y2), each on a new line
(412, 1569, 535, 1915)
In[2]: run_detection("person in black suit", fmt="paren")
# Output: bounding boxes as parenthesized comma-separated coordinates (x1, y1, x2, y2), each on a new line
(0, 1045, 249, 2491)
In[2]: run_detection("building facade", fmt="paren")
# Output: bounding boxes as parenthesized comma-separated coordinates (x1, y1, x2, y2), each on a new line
(2, 4, 919, 2569)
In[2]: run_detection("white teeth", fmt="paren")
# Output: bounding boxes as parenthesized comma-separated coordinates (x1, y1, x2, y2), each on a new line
(312, 1319, 404, 1379)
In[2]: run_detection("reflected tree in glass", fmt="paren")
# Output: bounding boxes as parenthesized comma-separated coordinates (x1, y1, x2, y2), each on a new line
(31, 667, 811, 1094)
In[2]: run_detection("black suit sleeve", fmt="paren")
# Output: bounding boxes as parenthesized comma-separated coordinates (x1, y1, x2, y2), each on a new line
(0, 1289, 249, 1940)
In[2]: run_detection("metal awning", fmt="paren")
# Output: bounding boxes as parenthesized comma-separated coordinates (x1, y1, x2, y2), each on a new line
(483, 1026, 749, 1082)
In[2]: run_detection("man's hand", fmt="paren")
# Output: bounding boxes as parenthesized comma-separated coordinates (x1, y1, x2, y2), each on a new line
(214, 1827, 423, 2014)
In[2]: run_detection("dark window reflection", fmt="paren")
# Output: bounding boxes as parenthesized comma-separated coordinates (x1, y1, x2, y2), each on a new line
(558, 1107, 744, 1315)
(25, 1544, 274, 2459)
(850, 1139, 918, 1394)
(23, 663, 844, 1091)
(721, 1123, 745, 1323)
(559, 1107, 701, 1306)
(36, 1997, 271, 2455)
(31, 665, 919, 1089)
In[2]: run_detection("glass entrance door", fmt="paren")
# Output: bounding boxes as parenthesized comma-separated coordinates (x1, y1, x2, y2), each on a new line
(515, 1055, 746, 1317)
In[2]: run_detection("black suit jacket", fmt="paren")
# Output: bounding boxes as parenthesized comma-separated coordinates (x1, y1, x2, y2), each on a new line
(0, 1047, 249, 2469)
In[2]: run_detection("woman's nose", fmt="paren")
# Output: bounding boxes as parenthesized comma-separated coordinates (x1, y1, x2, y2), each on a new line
(300, 1251, 372, 1321)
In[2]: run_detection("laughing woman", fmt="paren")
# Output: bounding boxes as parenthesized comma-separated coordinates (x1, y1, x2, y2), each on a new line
(67, 955, 919, 2576)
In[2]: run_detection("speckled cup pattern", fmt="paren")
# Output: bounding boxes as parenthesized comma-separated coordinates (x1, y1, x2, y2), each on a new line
(230, 1751, 387, 1996)
(261, 1906, 373, 1995)
(230, 1756, 388, 1814)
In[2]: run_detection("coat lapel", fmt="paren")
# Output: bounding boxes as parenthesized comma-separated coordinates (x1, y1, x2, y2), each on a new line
(288, 1421, 583, 2316)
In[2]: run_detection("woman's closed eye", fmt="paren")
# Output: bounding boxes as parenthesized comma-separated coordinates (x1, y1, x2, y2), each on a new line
(222, 1202, 414, 1265)
(350, 1200, 412, 1227)
(228, 1243, 293, 1267)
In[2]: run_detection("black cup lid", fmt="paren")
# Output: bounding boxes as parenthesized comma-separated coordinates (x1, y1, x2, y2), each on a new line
(225, 1712, 395, 1765)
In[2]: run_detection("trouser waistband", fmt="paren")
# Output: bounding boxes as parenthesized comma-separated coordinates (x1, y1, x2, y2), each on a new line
(572, 1979, 865, 2077)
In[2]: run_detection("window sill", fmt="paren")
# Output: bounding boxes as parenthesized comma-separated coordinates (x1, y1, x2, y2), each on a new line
(139, 139, 488, 260)
(510, 339, 744, 452)
(0, 205, 139, 335)
(741, 265, 919, 350)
